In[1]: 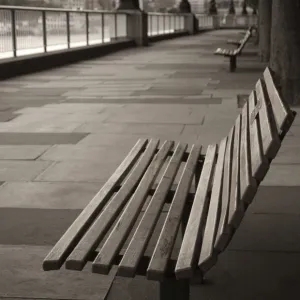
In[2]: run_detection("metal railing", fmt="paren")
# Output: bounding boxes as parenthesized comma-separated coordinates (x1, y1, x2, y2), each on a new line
(196, 13, 257, 30)
(147, 13, 186, 37)
(216, 14, 258, 28)
(0, 5, 128, 59)
(196, 14, 214, 29)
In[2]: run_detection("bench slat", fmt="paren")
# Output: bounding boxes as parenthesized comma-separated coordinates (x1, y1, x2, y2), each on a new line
(228, 115, 243, 228)
(214, 127, 234, 252)
(240, 101, 257, 204)
(116, 143, 187, 278)
(236, 32, 251, 54)
(91, 140, 174, 275)
(175, 144, 217, 279)
(263, 67, 293, 133)
(146, 145, 202, 281)
(255, 79, 281, 159)
(42, 138, 148, 271)
(65, 139, 159, 271)
(248, 91, 269, 182)
(198, 137, 227, 273)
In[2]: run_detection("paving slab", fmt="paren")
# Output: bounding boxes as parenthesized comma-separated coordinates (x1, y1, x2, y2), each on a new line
(35, 160, 121, 183)
(0, 145, 49, 159)
(228, 213, 300, 252)
(39, 144, 133, 162)
(0, 245, 115, 300)
(74, 122, 183, 135)
(0, 132, 88, 145)
(262, 164, 300, 186)
(249, 186, 300, 215)
(0, 207, 80, 245)
(192, 251, 300, 300)
(0, 182, 100, 209)
(0, 160, 52, 181)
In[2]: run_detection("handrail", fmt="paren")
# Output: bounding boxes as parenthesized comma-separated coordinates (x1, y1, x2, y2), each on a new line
(0, 5, 128, 14)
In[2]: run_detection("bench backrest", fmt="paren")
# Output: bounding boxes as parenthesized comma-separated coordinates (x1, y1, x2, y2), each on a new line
(178, 67, 296, 276)
(236, 30, 251, 54)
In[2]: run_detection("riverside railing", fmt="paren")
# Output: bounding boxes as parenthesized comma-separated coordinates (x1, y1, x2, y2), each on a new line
(215, 14, 258, 29)
(196, 13, 258, 30)
(196, 14, 214, 29)
(147, 13, 186, 36)
(0, 5, 128, 59)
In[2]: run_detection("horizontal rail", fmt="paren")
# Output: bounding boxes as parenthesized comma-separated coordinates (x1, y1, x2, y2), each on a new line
(0, 5, 128, 14)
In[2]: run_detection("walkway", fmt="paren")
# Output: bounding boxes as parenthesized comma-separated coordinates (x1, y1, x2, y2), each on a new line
(0, 30, 299, 300)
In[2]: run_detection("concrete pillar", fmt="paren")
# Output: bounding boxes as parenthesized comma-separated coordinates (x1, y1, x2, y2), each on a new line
(126, 11, 148, 46)
(177, 0, 198, 34)
(184, 14, 199, 34)
(117, 0, 148, 46)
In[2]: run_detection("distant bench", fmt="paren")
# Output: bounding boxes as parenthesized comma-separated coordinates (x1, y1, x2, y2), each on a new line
(214, 28, 253, 72)
(43, 67, 296, 300)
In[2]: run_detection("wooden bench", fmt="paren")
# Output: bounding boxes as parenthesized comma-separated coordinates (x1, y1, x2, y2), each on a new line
(43, 67, 296, 300)
(214, 30, 252, 72)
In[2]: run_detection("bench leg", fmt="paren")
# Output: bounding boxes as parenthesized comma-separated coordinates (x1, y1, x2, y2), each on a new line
(160, 279, 190, 300)
(229, 56, 237, 72)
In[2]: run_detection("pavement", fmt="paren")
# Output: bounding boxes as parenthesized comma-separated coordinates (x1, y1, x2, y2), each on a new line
(0, 29, 300, 300)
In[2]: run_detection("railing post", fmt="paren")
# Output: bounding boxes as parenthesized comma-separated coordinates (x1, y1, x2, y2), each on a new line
(42, 11, 47, 53)
(66, 11, 70, 48)
(114, 13, 118, 40)
(11, 9, 17, 57)
(163, 14, 165, 34)
(86, 12, 89, 46)
(101, 13, 105, 43)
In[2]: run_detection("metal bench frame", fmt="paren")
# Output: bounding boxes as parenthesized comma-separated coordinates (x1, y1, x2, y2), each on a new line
(43, 67, 296, 300)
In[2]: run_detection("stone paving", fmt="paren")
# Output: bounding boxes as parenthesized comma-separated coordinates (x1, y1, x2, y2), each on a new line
(0, 30, 300, 300)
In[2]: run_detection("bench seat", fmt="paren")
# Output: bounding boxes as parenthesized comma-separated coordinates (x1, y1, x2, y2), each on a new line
(43, 67, 296, 300)
(215, 47, 237, 57)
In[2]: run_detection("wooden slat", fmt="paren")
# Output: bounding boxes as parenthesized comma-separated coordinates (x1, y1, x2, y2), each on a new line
(146, 145, 202, 281)
(255, 79, 281, 159)
(91, 140, 174, 275)
(65, 139, 159, 271)
(42, 138, 148, 271)
(227, 115, 243, 228)
(248, 91, 269, 182)
(214, 127, 234, 252)
(239, 101, 257, 204)
(198, 137, 227, 273)
(116, 143, 187, 278)
(236, 33, 251, 54)
(175, 144, 217, 279)
(263, 67, 294, 132)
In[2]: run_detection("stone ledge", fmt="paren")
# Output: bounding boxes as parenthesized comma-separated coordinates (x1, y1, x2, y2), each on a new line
(0, 39, 135, 80)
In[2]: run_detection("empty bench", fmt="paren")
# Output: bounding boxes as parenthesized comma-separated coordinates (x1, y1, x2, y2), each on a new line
(214, 29, 252, 72)
(43, 67, 296, 300)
